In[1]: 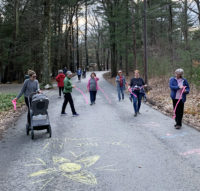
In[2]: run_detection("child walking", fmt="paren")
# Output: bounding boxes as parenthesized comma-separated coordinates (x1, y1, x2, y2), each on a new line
(87, 72, 99, 105)
(56, 70, 65, 98)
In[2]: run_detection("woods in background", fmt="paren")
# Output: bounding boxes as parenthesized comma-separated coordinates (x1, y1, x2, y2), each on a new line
(0, 0, 200, 86)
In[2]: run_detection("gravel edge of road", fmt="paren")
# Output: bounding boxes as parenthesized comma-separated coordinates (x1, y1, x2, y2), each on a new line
(0, 105, 27, 140)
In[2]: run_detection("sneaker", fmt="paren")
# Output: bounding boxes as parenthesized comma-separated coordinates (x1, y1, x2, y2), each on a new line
(90, 103, 93, 106)
(58, 96, 61, 98)
(175, 125, 181, 129)
(61, 112, 67, 116)
(73, 113, 79, 117)
(134, 113, 137, 117)
(138, 112, 141, 115)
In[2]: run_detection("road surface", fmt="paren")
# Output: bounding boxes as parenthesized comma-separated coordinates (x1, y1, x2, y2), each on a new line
(0, 72, 200, 191)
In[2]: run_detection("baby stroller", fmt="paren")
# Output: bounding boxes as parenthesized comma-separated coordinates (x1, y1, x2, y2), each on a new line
(26, 92, 52, 139)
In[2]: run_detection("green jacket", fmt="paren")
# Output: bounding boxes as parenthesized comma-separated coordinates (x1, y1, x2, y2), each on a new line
(63, 77, 73, 93)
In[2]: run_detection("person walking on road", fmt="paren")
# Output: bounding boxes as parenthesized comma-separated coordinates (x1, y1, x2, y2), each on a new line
(82, 68, 86, 78)
(56, 70, 65, 98)
(14, 70, 40, 125)
(116, 70, 126, 102)
(63, 67, 67, 75)
(77, 68, 82, 81)
(169, 68, 190, 129)
(129, 70, 145, 117)
(87, 72, 99, 105)
(61, 71, 79, 116)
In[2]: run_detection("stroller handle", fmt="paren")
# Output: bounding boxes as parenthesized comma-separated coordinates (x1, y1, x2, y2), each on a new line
(28, 90, 41, 98)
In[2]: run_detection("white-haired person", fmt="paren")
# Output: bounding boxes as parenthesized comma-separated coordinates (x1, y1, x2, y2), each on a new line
(169, 68, 190, 129)
(61, 71, 79, 117)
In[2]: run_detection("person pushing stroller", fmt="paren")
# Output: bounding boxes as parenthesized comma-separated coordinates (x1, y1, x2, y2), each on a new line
(14, 70, 41, 126)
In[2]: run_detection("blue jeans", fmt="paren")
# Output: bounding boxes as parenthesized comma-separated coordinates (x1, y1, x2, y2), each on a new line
(117, 87, 124, 101)
(132, 92, 143, 113)
(90, 91, 97, 103)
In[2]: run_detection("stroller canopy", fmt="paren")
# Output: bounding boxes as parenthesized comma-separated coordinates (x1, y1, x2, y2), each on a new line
(31, 94, 49, 115)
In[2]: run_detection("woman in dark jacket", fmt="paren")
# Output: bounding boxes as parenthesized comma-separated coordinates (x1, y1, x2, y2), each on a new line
(169, 68, 190, 129)
(129, 70, 145, 117)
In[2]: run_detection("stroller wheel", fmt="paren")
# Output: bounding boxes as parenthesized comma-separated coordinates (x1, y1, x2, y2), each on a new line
(31, 130, 34, 140)
(26, 124, 30, 136)
(48, 125, 52, 138)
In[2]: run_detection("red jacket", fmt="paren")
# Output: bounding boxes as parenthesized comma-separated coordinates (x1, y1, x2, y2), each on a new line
(56, 73, 65, 87)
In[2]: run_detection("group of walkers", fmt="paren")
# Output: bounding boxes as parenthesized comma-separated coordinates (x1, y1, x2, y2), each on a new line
(55, 68, 99, 116)
(116, 68, 190, 129)
(15, 67, 190, 130)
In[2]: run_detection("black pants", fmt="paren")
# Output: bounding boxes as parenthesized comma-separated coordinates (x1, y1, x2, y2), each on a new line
(25, 97, 31, 125)
(90, 91, 97, 103)
(173, 99, 184, 126)
(78, 75, 81, 81)
(59, 87, 64, 96)
(62, 93, 76, 114)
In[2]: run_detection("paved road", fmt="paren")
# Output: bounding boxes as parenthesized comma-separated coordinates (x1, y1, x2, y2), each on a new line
(0, 72, 200, 191)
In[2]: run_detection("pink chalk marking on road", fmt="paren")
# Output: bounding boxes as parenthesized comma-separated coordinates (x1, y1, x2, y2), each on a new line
(166, 133, 172, 137)
(98, 87, 112, 104)
(180, 148, 200, 156)
(12, 99, 17, 110)
(173, 86, 186, 119)
(74, 87, 89, 104)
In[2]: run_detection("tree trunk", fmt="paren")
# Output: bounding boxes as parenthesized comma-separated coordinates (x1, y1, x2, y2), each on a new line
(183, 0, 188, 48)
(110, 22, 117, 77)
(95, 45, 101, 71)
(42, 0, 52, 85)
(76, 6, 80, 69)
(125, 0, 129, 76)
(131, 2, 137, 71)
(106, 50, 110, 71)
(85, 0, 89, 68)
(194, 0, 200, 24)
(168, 3, 174, 72)
(144, 0, 148, 84)
(69, 16, 74, 72)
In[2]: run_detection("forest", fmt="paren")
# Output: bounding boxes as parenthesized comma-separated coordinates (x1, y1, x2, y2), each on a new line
(0, 0, 200, 86)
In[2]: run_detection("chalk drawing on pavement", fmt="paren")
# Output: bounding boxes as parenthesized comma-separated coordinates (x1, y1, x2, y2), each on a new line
(27, 151, 119, 190)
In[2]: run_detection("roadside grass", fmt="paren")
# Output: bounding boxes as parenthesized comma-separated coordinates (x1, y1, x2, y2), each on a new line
(0, 93, 24, 113)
